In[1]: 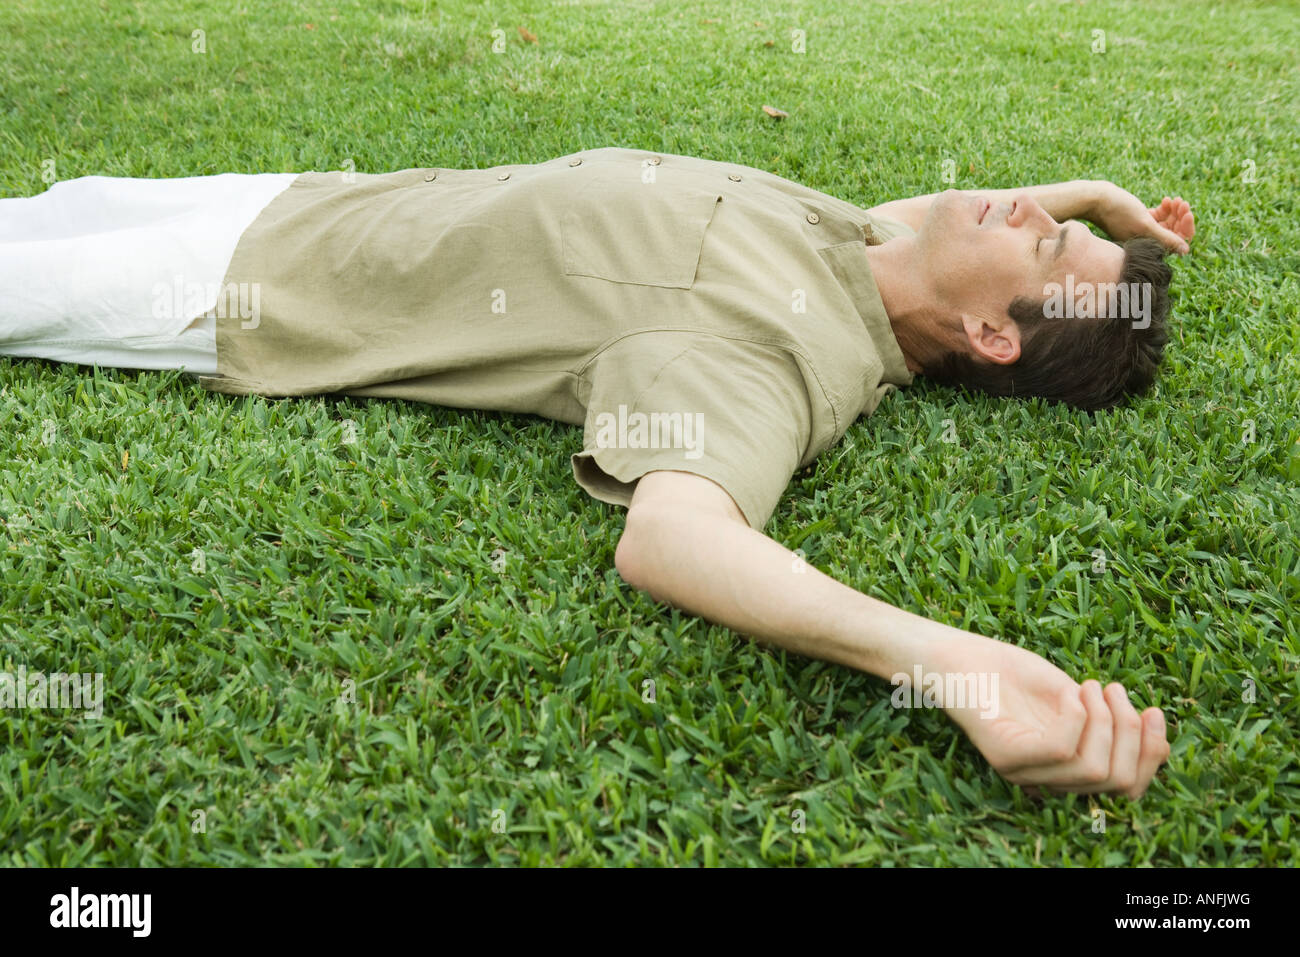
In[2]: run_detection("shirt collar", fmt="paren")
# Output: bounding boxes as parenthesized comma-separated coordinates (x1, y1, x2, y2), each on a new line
(817, 228, 915, 391)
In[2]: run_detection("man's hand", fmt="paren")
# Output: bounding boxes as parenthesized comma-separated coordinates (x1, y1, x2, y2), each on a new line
(616, 469, 1173, 799)
(933, 631, 1171, 799)
(1092, 184, 1195, 255)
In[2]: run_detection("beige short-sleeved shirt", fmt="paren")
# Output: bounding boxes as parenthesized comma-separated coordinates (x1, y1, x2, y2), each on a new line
(198, 147, 914, 530)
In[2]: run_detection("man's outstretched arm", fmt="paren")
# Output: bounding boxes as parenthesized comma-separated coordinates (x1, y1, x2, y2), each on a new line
(868, 181, 1195, 255)
(614, 469, 1171, 798)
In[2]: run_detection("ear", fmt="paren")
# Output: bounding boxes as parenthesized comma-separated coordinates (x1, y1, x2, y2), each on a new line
(960, 312, 1021, 365)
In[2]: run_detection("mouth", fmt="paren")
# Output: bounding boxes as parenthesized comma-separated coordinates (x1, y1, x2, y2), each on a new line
(977, 198, 990, 225)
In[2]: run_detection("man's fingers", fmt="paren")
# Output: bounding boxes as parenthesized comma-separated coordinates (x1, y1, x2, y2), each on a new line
(1013, 694, 1171, 800)
(1070, 680, 1115, 786)
(1010, 679, 1111, 788)
(1156, 226, 1190, 254)
(1047, 684, 1143, 795)
(1093, 683, 1143, 793)
(1126, 708, 1171, 800)
(1148, 197, 1194, 251)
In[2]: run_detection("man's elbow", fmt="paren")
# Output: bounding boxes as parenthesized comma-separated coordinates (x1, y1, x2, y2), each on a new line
(614, 529, 640, 588)
(614, 516, 647, 589)
(613, 505, 667, 591)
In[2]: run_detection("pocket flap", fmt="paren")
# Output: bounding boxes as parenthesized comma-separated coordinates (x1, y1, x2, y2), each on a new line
(562, 175, 722, 289)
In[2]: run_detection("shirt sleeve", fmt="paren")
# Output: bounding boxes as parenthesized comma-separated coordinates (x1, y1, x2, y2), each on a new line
(570, 331, 814, 531)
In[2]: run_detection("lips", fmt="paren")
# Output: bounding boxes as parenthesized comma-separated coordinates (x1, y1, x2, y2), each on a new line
(977, 198, 990, 224)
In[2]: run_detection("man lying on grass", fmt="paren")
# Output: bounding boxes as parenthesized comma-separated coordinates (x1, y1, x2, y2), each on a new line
(0, 147, 1195, 798)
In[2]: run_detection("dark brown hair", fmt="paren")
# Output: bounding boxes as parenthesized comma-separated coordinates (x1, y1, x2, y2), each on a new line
(922, 237, 1173, 410)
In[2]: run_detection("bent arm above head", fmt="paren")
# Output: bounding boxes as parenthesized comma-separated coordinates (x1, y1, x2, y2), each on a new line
(869, 181, 1194, 254)
(868, 180, 1106, 233)
(614, 469, 1172, 799)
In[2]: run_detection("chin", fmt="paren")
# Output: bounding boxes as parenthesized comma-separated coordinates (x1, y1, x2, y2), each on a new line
(919, 191, 967, 243)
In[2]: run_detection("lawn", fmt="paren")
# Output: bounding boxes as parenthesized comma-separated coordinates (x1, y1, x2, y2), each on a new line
(0, 0, 1296, 865)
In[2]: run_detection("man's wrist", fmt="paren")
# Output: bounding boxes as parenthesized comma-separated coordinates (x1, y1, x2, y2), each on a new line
(842, 592, 974, 680)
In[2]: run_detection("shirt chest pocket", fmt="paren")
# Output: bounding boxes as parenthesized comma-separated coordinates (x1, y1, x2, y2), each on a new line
(561, 177, 723, 289)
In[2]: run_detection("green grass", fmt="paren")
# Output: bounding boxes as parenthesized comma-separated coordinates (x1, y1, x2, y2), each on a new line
(1, 0, 1297, 866)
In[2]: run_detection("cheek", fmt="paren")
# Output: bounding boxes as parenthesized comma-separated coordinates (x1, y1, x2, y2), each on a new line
(990, 242, 1034, 289)
(967, 246, 1032, 308)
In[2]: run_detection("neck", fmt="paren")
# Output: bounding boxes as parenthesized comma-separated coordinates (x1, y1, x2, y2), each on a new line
(864, 238, 959, 375)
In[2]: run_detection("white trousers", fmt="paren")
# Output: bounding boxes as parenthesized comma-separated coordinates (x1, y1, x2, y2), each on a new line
(0, 172, 298, 375)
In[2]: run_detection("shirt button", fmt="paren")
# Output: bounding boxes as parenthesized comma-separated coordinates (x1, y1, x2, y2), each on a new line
(424, 172, 437, 182)
(568, 157, 582, 166)
(497, 172, 511, 181)
(646, 156, 662, 166)
(806, 212, 821, 224)
(728, 174, 742, 182)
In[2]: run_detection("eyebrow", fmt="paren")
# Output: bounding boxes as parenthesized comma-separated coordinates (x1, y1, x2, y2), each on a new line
(1052, 224, 1069, 262)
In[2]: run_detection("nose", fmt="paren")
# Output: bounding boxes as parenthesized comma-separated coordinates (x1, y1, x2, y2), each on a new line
(1005, 194, 1055, 229)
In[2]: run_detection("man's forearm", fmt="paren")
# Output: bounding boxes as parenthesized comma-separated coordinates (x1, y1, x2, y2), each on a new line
(616, 502, 967, 680)
(870, 180, 1106, 232)
(973, 180, 1104, 223)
